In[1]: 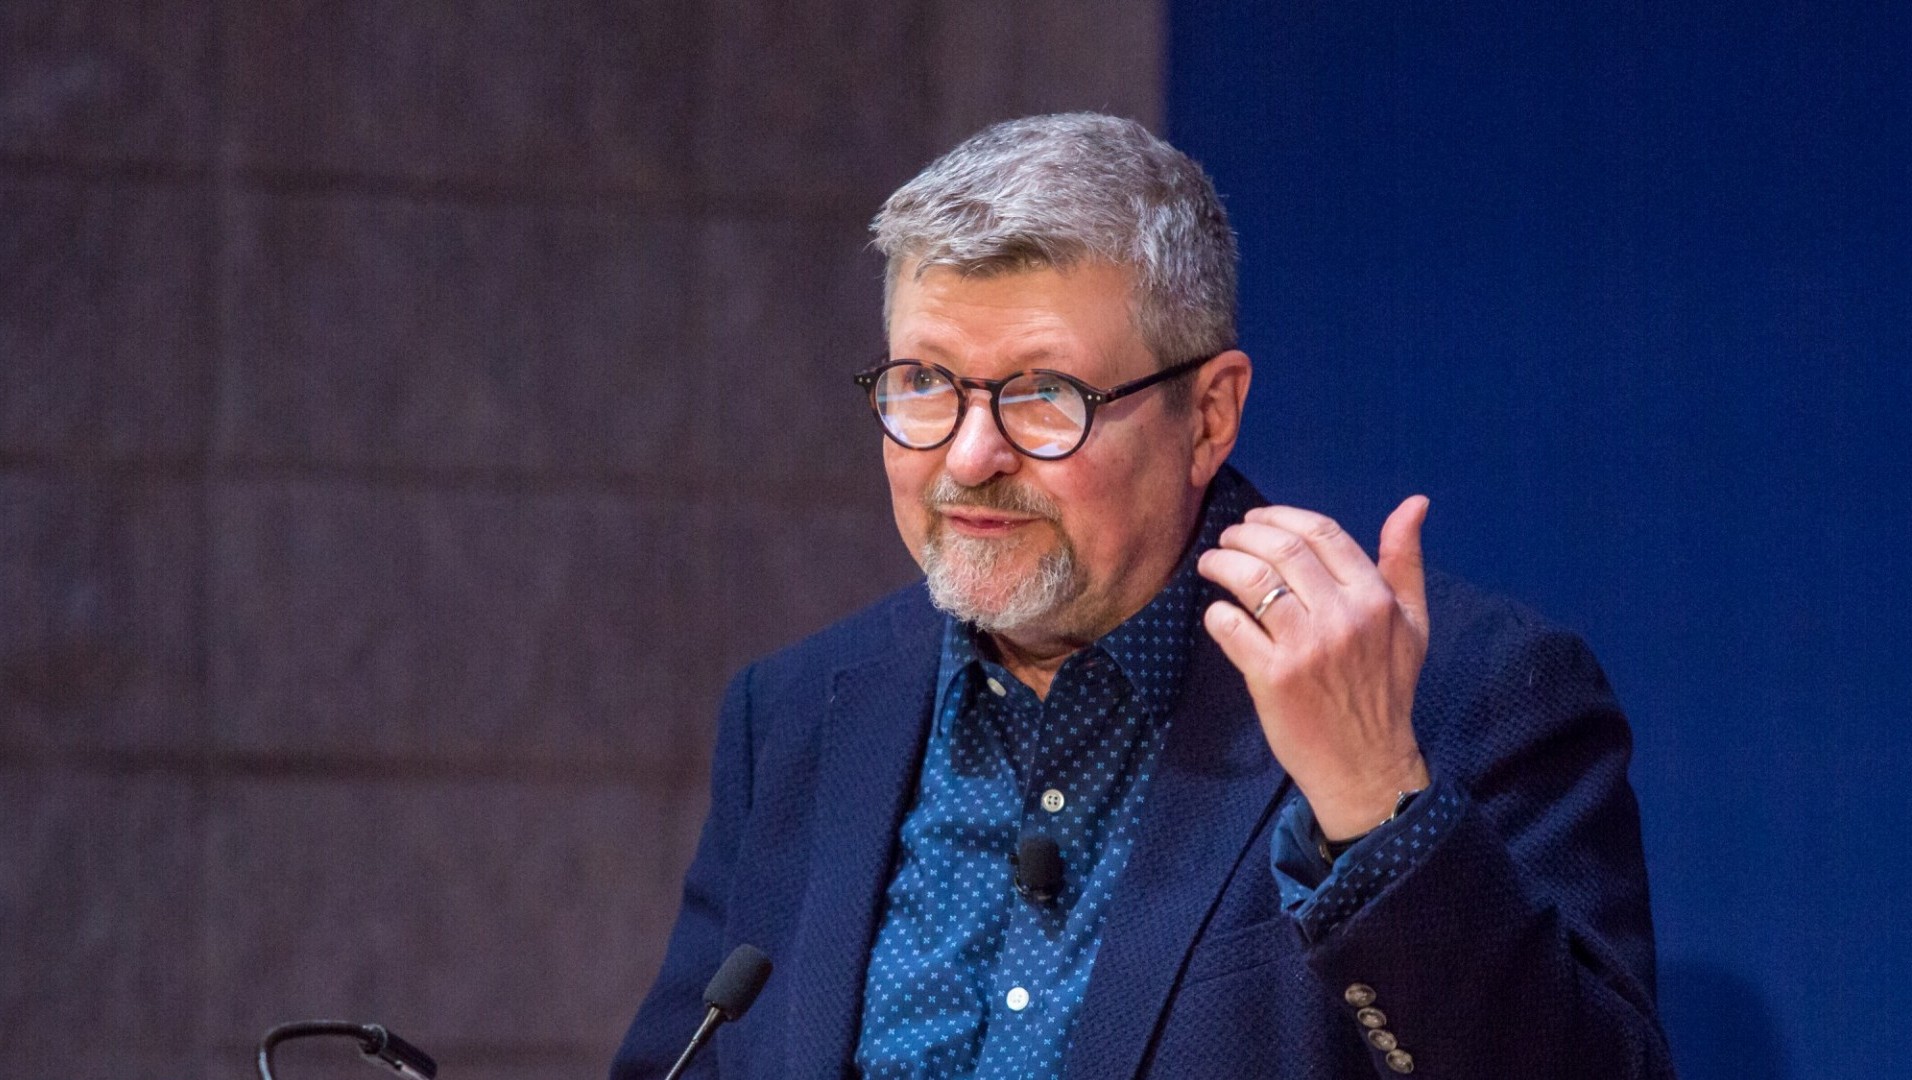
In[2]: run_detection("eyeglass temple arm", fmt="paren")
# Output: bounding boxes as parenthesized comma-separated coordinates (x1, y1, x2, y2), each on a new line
(1093, 353, 1218, 404)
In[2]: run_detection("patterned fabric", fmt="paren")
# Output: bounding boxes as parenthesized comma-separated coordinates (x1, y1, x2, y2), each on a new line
(854, 481, 1246, 1079)
(1270, 776, 1464, 942)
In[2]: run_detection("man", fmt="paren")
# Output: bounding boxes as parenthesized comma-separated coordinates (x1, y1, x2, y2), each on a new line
(613, 114, 1672, 1078)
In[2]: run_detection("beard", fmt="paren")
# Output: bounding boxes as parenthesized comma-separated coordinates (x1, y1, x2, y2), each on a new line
(919, 474, 1084, 635)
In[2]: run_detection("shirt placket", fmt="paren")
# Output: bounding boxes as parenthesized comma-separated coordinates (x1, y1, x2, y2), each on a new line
(977, 657, 1115, 1077)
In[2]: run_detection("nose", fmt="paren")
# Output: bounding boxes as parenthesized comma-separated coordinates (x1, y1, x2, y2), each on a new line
(942, 388, 1022, 486)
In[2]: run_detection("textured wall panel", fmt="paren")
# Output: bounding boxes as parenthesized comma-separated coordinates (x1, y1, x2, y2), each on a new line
(0, 178, 211, 460)
(218, 193, 698, 477)
(0, 768, 205, 1078)
(0, 472, 203, 752)
(715, 497, 919, 673)
(698, 0, 934, 201)
(222, 0, 702, 190)
(0, 1, 212, 164)
(202, 776, 703, 1065)
(209, 480, 721, 769)
(928, 0, 1165, 145)
(700, 214, 890, 496)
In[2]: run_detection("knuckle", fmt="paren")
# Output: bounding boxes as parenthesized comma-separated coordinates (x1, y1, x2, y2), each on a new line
(1304, 517, 1345, 544)
(1269, 532, 1309, 563)
(1316, 618, 1358, 653)
(1350, 582, 1393, 614)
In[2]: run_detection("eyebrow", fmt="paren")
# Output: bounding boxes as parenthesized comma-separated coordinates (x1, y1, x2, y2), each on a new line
(891, 341, 1077, 368)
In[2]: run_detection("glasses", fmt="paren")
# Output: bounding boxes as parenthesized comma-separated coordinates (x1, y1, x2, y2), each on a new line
(852, 353, 1215, 460)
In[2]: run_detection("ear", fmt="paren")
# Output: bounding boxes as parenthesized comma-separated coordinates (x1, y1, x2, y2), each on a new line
(1188, 349, 1252, 486)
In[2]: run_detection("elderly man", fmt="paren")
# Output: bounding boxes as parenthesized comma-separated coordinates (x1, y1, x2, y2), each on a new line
(612, 114, 1671, 1078)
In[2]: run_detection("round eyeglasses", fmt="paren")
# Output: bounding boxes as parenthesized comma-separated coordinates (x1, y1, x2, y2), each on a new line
(852, 353, 1216, 461)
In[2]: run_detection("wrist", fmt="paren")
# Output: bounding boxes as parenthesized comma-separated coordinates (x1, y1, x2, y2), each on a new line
(1311, 755, 1432, 842)
(1317, 787, 1424, 863)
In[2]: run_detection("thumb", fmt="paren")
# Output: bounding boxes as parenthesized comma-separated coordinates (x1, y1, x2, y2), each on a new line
(1378, 495, 1430, 636)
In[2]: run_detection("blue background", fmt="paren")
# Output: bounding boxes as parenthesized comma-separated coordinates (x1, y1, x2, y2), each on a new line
(1170, 1, 1910, 1075)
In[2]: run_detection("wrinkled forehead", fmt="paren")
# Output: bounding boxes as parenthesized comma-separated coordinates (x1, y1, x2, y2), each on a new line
(882, 255, 1144, 338)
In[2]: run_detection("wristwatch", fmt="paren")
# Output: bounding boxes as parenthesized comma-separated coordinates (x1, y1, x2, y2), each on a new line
(1318, 788, 1425, 864)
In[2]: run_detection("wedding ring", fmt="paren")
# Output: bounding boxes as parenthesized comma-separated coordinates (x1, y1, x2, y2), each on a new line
(1251, 584, 1292, 620)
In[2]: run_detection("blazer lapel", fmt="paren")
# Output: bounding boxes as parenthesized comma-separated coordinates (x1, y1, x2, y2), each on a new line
(782, 596, 941, 1079)
(1064, 636, 1288, 1080)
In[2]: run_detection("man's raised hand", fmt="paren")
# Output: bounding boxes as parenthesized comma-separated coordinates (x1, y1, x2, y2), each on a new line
(1197, 496, 1433, 841)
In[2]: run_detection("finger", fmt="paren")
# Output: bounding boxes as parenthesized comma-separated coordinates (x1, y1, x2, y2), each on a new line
(1198, 547, 1312, 616)
(1242, 505, 1376, 586)
(1377, 495, 1431, 637)
(1212, 521, 1340, 603)
(1201, 599, 1289, 677)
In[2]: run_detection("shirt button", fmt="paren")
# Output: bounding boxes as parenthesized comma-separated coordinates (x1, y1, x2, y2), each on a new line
(986, 677, 1008, 697)
(1040, 789, 1066, 813)
(1005, 986, 1030, 1011)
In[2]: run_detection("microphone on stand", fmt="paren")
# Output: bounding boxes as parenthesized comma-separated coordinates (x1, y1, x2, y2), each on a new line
(663, 943, 774, 1080)
(1012, 835, 1065, 904)
(256, 1020, 437, 1080)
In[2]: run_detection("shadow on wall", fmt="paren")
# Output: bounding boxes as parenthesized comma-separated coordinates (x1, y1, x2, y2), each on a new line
(1660, 959, 1790, 1080)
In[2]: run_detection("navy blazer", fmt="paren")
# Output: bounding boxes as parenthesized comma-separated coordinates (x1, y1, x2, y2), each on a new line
(612, 564, 1674, 1077)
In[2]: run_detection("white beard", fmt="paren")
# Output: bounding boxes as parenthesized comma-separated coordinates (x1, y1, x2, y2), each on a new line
(917, 473, 1084, 633)
(921, 526, 1081, 634)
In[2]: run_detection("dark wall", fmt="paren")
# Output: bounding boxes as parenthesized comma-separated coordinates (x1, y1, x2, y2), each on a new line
(0, 4, 1165, 1076)
(1171, 1, 1908, 1077)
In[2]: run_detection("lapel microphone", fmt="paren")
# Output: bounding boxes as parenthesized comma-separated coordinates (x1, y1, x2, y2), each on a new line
(1013, 835, 1065, 904)
(663, 943, 774, 1080)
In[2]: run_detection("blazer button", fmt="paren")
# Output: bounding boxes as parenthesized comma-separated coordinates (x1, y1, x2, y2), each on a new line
(1366, 1029, 1398, 1052)
(1356, 1007, 1388, 1029)
(1385, 1048, 1415, 1073)
(1344, 983, 1377, 1008)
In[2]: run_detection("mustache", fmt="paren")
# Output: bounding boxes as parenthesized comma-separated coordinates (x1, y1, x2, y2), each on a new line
(923, 474, 1061, 521)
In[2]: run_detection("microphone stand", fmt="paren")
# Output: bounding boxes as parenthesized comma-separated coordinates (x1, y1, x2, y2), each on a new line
(662, 1007, 725, 1080)
(257, 1020, 437, 1080)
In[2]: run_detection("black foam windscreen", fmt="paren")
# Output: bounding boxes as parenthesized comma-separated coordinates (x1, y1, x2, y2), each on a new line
(1015, 835, 1065, 904)
(703, 944, 774, 1021)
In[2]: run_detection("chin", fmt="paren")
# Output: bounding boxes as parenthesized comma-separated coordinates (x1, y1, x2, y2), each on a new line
(921, 530, 1082, 633)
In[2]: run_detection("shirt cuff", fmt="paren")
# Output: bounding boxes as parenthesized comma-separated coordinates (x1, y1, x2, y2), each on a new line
(1269, 775, 1465, 942)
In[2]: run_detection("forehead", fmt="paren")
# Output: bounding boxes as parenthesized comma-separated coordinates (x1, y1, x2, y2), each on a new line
(887, 261, 1145, 372)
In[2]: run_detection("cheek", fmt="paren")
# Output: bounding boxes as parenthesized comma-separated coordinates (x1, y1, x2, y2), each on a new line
(1045, 471, 1125, 556)
(1054, 442, 1181, 563)
(884, 444, 934, 560)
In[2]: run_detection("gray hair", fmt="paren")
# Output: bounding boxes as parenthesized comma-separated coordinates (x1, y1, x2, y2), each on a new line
(871, 112, 1238, 367)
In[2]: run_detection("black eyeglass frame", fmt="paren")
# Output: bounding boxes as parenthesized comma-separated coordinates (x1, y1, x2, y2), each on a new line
(852, 352, 1219, 461)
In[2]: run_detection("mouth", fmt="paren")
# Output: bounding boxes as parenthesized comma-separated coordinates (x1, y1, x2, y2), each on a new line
(939, 509, 1042, 538)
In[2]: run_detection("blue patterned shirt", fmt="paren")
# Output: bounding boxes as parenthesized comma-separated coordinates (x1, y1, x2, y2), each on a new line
(854, 469, 1454, 1077)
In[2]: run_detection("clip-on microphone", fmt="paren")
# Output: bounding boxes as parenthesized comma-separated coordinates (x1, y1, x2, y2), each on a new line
(1012, 834, 1065, 904)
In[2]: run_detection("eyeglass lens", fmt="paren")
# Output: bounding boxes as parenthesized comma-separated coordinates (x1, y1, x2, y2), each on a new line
(870, 363, 1090, 459)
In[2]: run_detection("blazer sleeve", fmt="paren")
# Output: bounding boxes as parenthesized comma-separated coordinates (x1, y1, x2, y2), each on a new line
(609, 665, 758, 1080)
(1296, 615, 1675, 1078)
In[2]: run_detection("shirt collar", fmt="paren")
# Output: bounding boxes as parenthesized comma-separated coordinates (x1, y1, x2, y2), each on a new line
(931, 465, 1259, 727)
